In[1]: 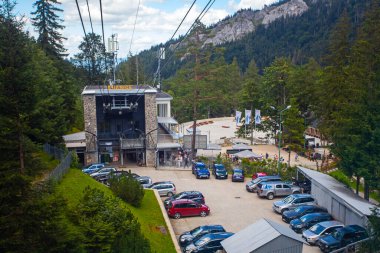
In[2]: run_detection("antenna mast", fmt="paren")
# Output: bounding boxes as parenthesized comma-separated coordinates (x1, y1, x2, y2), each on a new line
(157, 47, 165, 90)
(108, 34, 119, 85)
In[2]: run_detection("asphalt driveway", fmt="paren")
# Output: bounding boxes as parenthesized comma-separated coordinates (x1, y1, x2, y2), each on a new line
(126, 166, 320, 253)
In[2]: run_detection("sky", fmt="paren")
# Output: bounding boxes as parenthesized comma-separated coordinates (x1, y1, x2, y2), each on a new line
(16, 0, 279, 58)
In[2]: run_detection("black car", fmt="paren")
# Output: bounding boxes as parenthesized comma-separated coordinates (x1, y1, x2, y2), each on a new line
(282, 205, 328, 223)
(318, 225, 368, 253)
(178, 225, 225, 248)
(164, 191, 205, 209)
(290, 212, 333, 233)
(212, 164, 228, 179)
(184, 232, 234, 253)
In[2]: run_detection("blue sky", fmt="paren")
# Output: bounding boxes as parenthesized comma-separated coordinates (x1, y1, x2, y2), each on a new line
(15, 0, 279, 58)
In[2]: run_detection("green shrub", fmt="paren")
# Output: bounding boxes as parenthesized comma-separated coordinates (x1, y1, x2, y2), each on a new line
(329, 170, 351, 187)
(109, 172, 145, 207)
(70, 152, 80, 169)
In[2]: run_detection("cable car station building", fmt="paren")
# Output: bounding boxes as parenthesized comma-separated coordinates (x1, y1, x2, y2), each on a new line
(82, 85, 179, 167)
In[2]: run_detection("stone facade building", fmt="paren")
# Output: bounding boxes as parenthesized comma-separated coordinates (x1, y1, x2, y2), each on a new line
(82, 85, 179, 167)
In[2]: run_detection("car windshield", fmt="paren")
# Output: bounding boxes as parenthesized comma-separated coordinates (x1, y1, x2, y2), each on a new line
(283, 195, 295, 204)
(190, 227, 203, 237)
(331, 230, 344, 240)
(234, 171, 242, 176)
(194, 237, 211, 247)
(216, 168, 225, 172)
(300, 215, 310, 222)
(309, 224, 326, 234)
(173, 193, 185, 199)
(197, 164, 205, 169)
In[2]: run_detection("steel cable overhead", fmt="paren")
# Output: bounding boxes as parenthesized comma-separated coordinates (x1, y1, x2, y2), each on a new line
(128, 0, 141, 55)
(133, 0, 215, 105)
(85, 0, 94, 34)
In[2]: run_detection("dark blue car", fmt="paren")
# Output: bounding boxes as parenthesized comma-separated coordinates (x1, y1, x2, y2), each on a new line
(317, 225, 368, 252)
(282, 205, 328, 223)
(212, 164, 228, 179)
(178, 225, 225, 248)
(184, 232, 234, 253)
(195, 166, 210, 179)
(290, 212, 333, 233)
(232, 168, 244, 182)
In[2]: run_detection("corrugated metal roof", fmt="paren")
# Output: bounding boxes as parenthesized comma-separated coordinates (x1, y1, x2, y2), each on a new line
(221, 219, 303, 253)
(63, 131, 85, 142)
(298, 166, 376, 216)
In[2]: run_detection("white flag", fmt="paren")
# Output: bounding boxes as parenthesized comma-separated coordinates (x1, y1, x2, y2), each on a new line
(255, 109, 261, 124)
(235, 111, 242, 126)
(245, 110, 251, 125)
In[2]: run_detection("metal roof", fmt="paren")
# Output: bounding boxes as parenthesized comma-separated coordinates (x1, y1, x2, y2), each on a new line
(63, 131, 85, 142)
(231, 144, 252, 150)
(234, 150, 262, 159)
(297, 166, 376, 216)
(157, 117, 178, 124)
(221, 218, 304, 253)
(156, 143, 181, 149)
(156, 91, 173, 100)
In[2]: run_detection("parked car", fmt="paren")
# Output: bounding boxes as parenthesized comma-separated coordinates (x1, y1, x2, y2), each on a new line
(90, 167, 117, 179)
(164, 191, 205, 209)
(178, 225, 226, 248)
(282, 205, 328, 223)
(135, 176, 152, 188)
(167, 199, 210, 219)
(82, 163, 105, 174)
(302, 220, 344, 245)
(290, 212, 334, 233)
(184, 232, 234, 253)
(317, 225, 368, 253)
(273, 194, 317, 214)
(257, 181, 301, 199)
(192, 162, 206, 175)
(252, 172, 267, 179)
(245, 175, 281, 193)
(212, 164, 228, 179)
(195, 166, 210, 179)
(147, 181, 176, 197)
(231, 168, 244, 182)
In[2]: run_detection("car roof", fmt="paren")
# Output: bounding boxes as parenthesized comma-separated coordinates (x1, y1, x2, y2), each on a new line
(342, 225, 367, 233)
(259, 175, 281, 179)
(200, 232, 234, 240)
(297, 205, 325, 210)
(302, 212, 331, 219)
(171, 199, 198, 204)
(151, 181, 173, 185)
(194, 162, 205, 166)
(180, 191, 202, 195)
(214, 164, 224, 167)
(292, 194, 313, 198)
(233, 168, 243, 171)
(317, 220, 344, 228)
(199, 225, 224, 230)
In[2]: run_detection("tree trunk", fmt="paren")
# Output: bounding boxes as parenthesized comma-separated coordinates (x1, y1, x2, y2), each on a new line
(364, 179, 370, 201)
(356, 175, 360, 195)
(17, 117, 24, 174)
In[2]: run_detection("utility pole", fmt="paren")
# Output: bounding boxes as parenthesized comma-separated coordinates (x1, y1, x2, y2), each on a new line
(108, 34, 119, 85)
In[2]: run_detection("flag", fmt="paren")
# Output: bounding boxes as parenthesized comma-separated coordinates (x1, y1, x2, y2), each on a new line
(235, 111, 242, 126)
(245, 110, 251, 125)
(255, 109, 261, 124)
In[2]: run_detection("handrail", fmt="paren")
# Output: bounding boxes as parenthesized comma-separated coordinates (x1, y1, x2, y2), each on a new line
(329, 237, 371, 253)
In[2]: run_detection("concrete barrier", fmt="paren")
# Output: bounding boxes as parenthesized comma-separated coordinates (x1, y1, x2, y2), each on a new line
(151, 189, 181, 253)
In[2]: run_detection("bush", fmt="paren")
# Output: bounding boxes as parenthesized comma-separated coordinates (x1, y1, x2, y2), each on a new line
(109, 173, 145, 207)
(329, 170, 351, 188)
(70, 152, 80, 169)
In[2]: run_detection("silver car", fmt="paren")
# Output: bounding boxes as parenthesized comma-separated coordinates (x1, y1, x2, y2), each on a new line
(273, 194, 317, 214)
(147, 181, 176, 197)
(302, 220, 344, 245)
(257, 181, 301, 200)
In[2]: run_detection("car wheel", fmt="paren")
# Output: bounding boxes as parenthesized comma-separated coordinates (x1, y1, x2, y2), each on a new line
(167, 192, 173, 197)
(174, 213, 181, 219)
(267, 193, 274, 200)
(200, 211, 207, 217)
(293, 191, 300, 194)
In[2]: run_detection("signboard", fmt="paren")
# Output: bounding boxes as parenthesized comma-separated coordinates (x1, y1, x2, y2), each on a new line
(183, 135, 208, 149)
(107, 85, 133, 90)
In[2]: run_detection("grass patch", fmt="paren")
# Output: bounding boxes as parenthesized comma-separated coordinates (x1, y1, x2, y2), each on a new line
(56, 169, 176, 253)
(329, 170, 380, 203)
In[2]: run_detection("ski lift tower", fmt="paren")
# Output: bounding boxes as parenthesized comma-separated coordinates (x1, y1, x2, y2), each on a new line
(157, 47, 165, 90)
(108, 34, 119, 85)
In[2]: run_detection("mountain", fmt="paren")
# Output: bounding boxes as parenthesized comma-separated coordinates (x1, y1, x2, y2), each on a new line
(135, 0, 370, 79)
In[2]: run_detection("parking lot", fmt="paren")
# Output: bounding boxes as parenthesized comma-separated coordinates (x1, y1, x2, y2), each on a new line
(126, 166, 320, 253)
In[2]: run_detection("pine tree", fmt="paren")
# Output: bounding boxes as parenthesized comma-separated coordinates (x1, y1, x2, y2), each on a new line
(31, 0, 66, 57)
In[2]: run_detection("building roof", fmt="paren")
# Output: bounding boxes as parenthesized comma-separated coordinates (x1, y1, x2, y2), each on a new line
(156, 91, 173, 100)
(82, 85, 156, 95)
(297, 166, 376, 216)
(157, 117, 178, 124)
(221, 218, 304, 253)
(231, 144, 252, 150)
(63, 131, 85, 142)
(234, 150, 262, 159)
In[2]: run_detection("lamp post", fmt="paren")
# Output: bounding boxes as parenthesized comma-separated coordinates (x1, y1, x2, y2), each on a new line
(271, 105, 291, 175)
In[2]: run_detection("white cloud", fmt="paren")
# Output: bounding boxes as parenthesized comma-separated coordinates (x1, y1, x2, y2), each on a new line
(229, 0, 279, 11)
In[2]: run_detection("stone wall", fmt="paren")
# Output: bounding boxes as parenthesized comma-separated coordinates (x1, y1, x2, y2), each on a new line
(145, 92, 157, 166)
(83, 94, 98, 165)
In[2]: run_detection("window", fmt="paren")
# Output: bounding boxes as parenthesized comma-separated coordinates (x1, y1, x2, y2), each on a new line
(283, 184, 291, 189)
(188, 203, 197, 208)
(275, 185, 282, 189)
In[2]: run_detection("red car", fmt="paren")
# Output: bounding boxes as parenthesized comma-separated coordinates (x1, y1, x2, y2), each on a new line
(167, 199, 210, 219)
(252, 172, 267, 179)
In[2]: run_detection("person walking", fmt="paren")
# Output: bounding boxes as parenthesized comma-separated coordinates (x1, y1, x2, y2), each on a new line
(265, 152, 269, 159)
(295, 153, 299, 162)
